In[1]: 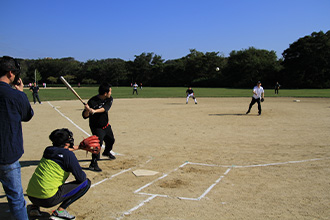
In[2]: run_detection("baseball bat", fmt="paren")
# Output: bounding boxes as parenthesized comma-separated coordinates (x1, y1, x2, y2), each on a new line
(60, 76, 86, 105)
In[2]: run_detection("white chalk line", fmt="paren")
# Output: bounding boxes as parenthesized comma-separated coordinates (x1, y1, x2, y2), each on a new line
(91, 156, 154, 188)
(134, 161, 189, 193)
(119, 162, 231, 219)
(188, 157, 330, 168)
(91, 168, 131, 188)
(47, 101, 90, 136)
(118, 157, 330, 219)
(47, 101, 123, 156)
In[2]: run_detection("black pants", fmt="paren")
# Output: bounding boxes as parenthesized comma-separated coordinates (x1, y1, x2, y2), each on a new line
(248, 97, 261, 114)
(28, 179, 91, 209)
(32, 93, 41, 103)
(133, 89, 138, 95)
(91, 125, 115, 163)
(275, 88, 279, 94)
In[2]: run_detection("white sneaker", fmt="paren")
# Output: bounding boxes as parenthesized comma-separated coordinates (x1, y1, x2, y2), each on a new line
(49, 209, 75, 220)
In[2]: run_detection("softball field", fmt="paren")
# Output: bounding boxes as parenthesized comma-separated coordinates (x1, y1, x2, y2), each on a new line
(1, 97, 329, 220)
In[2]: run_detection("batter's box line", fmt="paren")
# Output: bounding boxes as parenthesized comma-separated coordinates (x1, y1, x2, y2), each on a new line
(91, 157, 154, 188)
(135, 161, 231, 200)
(118, 157, 330, 219)
(117, 162, 232, 219)
(47, 101, 123, 156)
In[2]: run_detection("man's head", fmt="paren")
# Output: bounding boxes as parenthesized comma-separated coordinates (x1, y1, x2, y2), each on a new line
(257, 81, 261, 87)
(98, 82, 112, 98)
(49, 128, 74, 148)
(0, 56, 21, 84)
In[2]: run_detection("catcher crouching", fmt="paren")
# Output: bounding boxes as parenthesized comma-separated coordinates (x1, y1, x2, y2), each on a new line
(26, 128, 100, 220)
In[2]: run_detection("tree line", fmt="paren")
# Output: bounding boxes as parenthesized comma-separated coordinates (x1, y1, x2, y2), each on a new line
(18, 30, 330, 89)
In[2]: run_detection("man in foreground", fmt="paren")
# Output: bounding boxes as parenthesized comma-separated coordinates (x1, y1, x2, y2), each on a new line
(0, 56, 34, 220)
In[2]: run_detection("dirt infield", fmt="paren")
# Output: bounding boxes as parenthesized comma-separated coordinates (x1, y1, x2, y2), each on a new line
(1, 97, 330, 220)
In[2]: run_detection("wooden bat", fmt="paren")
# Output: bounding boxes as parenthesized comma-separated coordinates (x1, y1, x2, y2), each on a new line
(60, 76, 86, 105)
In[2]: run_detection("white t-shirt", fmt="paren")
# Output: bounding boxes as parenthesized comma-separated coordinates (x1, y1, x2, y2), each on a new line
(253, 86, 264, 99)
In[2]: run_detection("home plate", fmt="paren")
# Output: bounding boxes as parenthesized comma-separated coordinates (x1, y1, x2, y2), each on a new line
(133, 169, 159, 177)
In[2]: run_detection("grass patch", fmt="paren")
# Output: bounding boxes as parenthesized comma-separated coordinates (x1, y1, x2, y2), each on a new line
(23, 87, 330, 102)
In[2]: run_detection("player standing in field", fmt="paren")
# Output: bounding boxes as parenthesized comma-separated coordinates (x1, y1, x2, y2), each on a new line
(132, 82, 138, 95)
(30, 82, 42, 104)
(246, 81, 264, 116)
(274, 82, 281, 94)
(82, 82, 116, 172)
(186, 87, 197, 104)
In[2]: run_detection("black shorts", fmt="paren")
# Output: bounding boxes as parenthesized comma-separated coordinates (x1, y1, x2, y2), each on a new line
(28, 179, 91, 209)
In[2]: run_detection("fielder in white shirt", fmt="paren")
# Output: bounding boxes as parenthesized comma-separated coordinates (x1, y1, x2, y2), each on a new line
(246, 81, 264, 115)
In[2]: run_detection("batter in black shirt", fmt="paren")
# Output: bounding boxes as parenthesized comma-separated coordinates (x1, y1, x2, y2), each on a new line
(82, 83, 116, 172)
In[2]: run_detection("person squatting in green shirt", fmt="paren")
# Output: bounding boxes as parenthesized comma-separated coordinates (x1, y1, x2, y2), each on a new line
(26, 128, 91, 220)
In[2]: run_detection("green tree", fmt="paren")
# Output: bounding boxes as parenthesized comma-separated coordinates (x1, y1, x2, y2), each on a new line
(224, 47, 281, 88)
(282, 30, 330, 88)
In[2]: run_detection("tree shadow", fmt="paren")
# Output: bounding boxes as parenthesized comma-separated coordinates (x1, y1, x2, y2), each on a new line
(166, 103, 186, 105)
(209, 113, 246, 116)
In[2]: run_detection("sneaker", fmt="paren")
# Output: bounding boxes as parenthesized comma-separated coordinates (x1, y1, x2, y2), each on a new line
(195, 102, 197, 104)
(102, 152, 116, 160)
(89, 163, 102, 172)
(49, 209, 75, 220)
(29, 205, 41, 217)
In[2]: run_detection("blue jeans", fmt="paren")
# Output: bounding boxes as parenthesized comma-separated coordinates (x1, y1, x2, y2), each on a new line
(0, 160, 28, 220)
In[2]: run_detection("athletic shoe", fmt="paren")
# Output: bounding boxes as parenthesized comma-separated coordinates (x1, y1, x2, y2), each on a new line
(29, 205, 41, 217)
(49, 209, 75, 220)
(102, 152, 116, 160)
(195, 102, 197, 104)
(89, 163, 102, 172)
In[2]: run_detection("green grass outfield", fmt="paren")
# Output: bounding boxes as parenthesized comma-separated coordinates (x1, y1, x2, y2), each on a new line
(23, 87, 330, 102)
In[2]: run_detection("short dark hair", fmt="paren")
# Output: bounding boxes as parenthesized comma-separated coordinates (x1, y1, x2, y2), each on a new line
(0, 56, 21, 77)
(98, 82, 112, 95)
(49, 128, 74, 148)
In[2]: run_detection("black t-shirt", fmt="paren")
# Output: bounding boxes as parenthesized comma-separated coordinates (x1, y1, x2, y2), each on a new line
(186, 89, 194, 94)
(83, 95, 113, 129)
(30, 86, 39, 93)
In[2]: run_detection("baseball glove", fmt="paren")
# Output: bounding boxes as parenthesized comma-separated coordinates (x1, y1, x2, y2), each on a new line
(261, 98, 264, 102)
(79, 135, 101, 154)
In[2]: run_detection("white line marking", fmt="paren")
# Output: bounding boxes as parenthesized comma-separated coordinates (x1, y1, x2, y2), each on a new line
(233, 157, 330, 168)
(91, 168, 131, 188)
(177, 168, 232, 201)
(117, 195, 158, 220)
(91, 157, 155, 188)
(138, 192, 169, 198)
(197, 168, 231, 200)
(47, 101, 90, 136)
(119, 157, 330, 219)
(134, 162, 188, 193)
(47, 101, 124, 156)
(188, 162, 232, 168)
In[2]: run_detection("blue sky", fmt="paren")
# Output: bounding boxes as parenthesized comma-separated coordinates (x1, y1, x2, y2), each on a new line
(1, 0, 329, 62)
